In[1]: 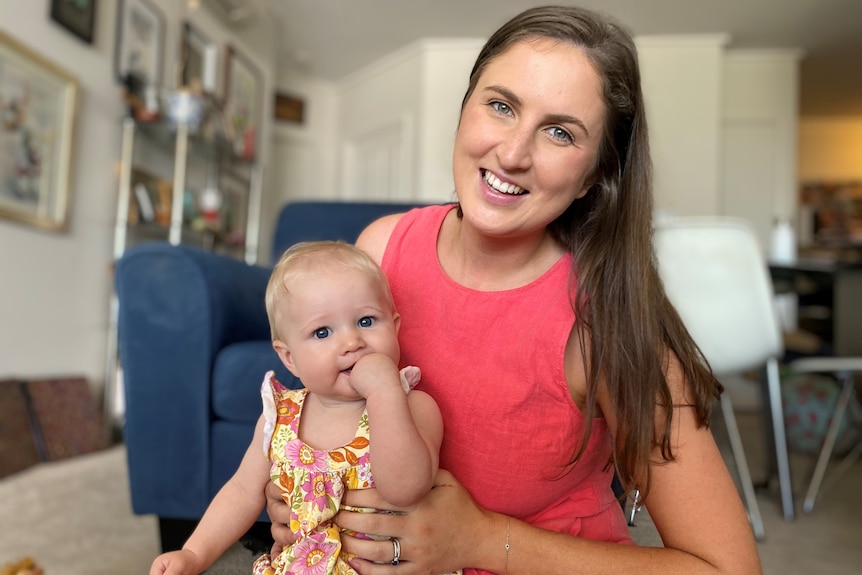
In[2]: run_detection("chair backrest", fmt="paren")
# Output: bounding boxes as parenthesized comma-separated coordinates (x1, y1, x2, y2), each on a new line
(653, 216, 784, 375)
(271, 200, 430, 265)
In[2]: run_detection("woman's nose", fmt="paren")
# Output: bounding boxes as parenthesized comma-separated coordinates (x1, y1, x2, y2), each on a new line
(497, 125, 533, 171)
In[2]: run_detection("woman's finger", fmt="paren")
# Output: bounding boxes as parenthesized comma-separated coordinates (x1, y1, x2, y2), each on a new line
(341, 533, 406, 566)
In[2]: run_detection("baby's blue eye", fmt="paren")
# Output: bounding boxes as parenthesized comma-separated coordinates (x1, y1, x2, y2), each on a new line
(313, 327, 332, 339)
(358, 316, 375, 328)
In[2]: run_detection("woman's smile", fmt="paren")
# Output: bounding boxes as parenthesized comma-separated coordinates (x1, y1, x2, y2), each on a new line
(482, 169, 526, 196)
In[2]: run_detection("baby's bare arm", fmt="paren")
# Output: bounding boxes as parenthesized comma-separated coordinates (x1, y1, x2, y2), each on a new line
(350, 354, 443, 506)
(151, 416, 273, 574)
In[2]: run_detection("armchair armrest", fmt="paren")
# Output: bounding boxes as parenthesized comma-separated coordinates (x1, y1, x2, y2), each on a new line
(115, 242, 272, 518)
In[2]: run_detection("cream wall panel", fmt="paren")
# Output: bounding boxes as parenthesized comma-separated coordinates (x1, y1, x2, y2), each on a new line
(637, 35, 729, 217)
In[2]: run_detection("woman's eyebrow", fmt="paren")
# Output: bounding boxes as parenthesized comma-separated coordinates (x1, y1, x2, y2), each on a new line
(484, 84, 589, 137)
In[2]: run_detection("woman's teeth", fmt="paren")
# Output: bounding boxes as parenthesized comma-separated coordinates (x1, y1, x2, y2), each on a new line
(483, 170, 525, 195)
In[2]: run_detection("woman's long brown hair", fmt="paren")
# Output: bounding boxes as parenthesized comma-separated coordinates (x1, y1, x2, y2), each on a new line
(461, 5, 721, 500)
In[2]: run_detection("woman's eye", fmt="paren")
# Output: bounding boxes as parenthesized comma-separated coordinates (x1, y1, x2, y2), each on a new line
(546, 126, 573, 144)
(490, 101, 513, 116)
(313, 327, 332, 339)
(358, 316, 375, 328)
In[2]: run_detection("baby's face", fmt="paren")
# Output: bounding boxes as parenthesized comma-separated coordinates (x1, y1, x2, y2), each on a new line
(275, 266, 400, 400)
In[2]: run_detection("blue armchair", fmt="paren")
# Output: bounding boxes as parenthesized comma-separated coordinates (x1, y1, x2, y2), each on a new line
(115, 200, 427, 550)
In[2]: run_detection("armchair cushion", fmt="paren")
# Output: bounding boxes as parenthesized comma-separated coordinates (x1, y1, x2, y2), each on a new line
(212, 342, 293, 423)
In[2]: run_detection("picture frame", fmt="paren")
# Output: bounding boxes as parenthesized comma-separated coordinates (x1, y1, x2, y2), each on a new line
(50, 0, 97, 44)
(114, 0, 165, 90)
(223, 44, 262, 160)
(181, 22, 219, 95)
(0, 30, 78, 232)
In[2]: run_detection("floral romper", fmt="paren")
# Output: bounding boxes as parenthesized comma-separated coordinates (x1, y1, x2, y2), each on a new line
(252, 368, 420, 575)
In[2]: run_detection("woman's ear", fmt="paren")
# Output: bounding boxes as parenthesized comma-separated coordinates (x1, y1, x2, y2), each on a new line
(273, 340, 300, 377)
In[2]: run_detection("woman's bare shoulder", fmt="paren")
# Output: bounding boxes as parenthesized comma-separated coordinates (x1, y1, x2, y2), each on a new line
(356, 213, 405, 265)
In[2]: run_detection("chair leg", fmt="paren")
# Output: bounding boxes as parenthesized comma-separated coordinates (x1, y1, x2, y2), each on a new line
(766, 357, 795, 521)
(802, 376, 855, 513)
(719, 393, 766, 541)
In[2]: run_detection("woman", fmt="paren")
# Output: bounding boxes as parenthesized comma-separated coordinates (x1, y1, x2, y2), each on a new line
(267, 5, 762, 574)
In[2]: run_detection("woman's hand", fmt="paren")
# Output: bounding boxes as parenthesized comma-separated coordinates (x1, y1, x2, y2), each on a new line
(265, 480, 296, 557)
(336, 469, 492, 573)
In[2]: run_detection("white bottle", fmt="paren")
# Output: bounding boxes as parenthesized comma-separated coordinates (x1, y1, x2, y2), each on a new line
(769, 218, 797, 265)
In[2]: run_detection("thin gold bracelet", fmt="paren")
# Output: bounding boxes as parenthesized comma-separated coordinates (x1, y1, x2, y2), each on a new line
(504, 515, 511, 575)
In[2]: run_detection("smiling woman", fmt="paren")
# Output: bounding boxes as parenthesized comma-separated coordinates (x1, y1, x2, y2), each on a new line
(261, 6, 764, 575)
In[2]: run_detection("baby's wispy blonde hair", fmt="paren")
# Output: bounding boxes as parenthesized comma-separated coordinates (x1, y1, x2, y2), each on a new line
(265, 240, 394, 340)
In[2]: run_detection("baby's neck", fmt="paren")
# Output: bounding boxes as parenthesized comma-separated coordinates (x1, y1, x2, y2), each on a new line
(298, 393, 366, 451)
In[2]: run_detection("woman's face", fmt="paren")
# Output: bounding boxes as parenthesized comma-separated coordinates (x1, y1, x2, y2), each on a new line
(453, 38, 606, 239)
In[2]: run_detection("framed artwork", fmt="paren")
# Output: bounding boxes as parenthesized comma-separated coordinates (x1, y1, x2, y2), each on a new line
(50, 0, 97, 44)
(223, 44, 262, 159)
(274, 92, 304, 124)
(0, 30, 78, 232)
(181, 22, 218, 94)
(114, 0, 165, 89)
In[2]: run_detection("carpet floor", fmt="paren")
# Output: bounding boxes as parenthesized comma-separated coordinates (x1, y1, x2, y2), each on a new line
(0, 411, 859, 574)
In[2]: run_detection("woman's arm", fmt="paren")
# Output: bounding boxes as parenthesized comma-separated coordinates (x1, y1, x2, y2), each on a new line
(334, 344, 761, 575)
(337, 439, 760, 575)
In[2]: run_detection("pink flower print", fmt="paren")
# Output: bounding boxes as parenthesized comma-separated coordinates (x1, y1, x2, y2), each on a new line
(302, 473, 338, 512)
(290, 534, 338, 575)
(355, 461, 373, 488)
(284, 440, 327, 472)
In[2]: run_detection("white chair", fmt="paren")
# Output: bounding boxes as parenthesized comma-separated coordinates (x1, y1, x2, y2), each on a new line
(652, 217, 796, 538)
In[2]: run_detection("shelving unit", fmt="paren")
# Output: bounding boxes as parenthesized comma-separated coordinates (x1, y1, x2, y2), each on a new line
(113, 116, 262, 263)
(104, 116, 264, 428)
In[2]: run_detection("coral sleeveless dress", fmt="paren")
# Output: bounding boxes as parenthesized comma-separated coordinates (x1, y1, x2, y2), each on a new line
(381, 205, 633, 575)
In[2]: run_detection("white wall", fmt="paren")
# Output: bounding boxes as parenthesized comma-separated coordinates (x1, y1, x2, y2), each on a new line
(0, 0, 276, 397)
(636, 35, 729, 216)
(0, 1, 123, 391)
(265, 71, 338, 263)
(416, 39, 483, 202)
(335, 44, 424, 201)
(722, 49, 802, 249)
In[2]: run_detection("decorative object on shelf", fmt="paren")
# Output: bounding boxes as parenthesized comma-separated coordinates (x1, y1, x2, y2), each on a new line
(50, 0, 97, 44)
(0, 30, 77, 232)
(197, 185, 223, 231)
(154, 179, 172, 225)
(166, 88, 204, 130)
(115, 0, 165, 100)
(134, 84, 161, 122)
(181, 21, 219, 96)
(223, 43, 262, 160)
(133, 182, 154, 222)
